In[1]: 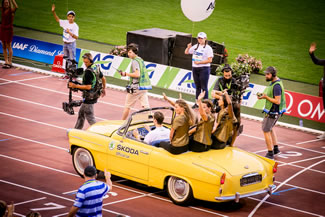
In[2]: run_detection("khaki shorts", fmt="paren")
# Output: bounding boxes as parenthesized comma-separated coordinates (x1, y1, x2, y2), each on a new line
(262, 114, 280, 132)
(124, 90, 150, 109)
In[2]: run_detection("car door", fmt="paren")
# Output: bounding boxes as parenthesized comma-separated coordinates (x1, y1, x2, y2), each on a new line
(106, 134, 153, 181)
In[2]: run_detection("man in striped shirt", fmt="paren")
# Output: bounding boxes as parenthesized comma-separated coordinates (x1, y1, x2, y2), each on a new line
(67, 166, 112, 217)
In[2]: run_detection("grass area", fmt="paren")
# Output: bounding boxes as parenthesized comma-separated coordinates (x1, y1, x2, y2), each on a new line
(14, 0, 325, 85)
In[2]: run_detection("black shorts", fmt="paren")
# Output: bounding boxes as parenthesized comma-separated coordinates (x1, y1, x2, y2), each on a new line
(262, 114, 280, 132)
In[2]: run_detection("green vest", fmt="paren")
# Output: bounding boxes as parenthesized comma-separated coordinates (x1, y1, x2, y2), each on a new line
(264, 80, 286, 114)
(129, 57, 152, 90)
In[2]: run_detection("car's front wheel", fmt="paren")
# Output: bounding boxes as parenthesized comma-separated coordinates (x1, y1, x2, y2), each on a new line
(72, 147, 95, 177)
(167, 176, 194, 206)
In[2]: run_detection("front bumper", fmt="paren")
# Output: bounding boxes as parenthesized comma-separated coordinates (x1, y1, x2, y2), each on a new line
(215, 184, 276, 203)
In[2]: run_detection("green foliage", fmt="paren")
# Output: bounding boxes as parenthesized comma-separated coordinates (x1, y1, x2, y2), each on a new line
(13, 0, 325, 85)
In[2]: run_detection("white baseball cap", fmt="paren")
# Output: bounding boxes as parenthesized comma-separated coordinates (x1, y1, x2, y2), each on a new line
(197, 32, 207, 39)
(67, 10, 76, 16)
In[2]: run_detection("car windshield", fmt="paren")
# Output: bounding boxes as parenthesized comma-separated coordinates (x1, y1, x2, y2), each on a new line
(118, 107, 174, 135)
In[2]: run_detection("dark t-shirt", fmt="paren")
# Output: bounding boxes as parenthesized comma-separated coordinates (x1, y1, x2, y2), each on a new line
(270, 81, 282, 113)
(82, 66, 103, 104)
(214, 77, 236, 96)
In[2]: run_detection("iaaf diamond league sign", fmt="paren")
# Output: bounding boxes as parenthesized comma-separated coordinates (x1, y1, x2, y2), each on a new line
(0, 36, 81, 64)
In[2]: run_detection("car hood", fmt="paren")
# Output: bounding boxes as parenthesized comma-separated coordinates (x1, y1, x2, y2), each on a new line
(87, 120, 125, 137)
(188, 147, 267, 176)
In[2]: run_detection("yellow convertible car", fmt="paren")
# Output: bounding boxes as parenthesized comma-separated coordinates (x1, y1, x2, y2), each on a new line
(68, 107, 277, 205)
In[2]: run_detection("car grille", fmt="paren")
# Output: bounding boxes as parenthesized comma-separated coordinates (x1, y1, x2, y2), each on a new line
(240, 173, 262, 187)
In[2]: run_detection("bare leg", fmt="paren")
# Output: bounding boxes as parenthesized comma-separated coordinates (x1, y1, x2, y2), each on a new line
(270, 129, 277, 147)
(7, 42, 13, 65)
(2, 43, 9, 65)
(263, 131, 273, 151)
(121, 107, 130, 120)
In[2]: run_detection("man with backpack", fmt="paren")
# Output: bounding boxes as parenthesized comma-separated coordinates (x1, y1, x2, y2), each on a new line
(68, 53, 106, 129)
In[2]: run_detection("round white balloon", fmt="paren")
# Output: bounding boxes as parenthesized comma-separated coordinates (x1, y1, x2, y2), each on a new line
(181, 0, 215, 22)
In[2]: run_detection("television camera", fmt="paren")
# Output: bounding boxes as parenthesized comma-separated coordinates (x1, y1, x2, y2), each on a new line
(62, 58, 84, 115)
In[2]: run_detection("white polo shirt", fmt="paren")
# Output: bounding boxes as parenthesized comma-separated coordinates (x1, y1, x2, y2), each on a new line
(188, 44, 213, 68)
(59, 20, 79, 43)
(144, 127, 170, 145)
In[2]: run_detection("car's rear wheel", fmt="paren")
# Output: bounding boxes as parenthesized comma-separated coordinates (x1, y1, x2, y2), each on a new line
(72, 147, 95, 177)
(167, 176, 194, 206)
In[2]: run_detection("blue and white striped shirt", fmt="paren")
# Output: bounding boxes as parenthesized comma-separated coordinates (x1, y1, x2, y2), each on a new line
(74, 179, 110, 217)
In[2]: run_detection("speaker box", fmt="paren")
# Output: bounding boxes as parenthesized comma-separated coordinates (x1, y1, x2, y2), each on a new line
(127, 28, 191, 65)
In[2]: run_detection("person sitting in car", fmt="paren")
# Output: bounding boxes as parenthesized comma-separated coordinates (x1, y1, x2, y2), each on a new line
(133, 111, 170, 146)
(159, 94, 196, 154)
(189, 91, 215, 152)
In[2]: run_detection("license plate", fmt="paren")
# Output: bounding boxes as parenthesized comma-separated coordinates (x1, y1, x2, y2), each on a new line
(240, 174, 262, 186)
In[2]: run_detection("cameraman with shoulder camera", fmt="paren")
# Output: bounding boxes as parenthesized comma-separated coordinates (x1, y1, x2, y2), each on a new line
(120, 43, 151, 120)
(212, 65, 242, 135)
(68, 53, 106, 129)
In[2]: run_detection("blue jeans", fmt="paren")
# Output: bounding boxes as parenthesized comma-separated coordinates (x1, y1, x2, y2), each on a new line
(192, 66, 210, 99)
(63, 41, 76, 61)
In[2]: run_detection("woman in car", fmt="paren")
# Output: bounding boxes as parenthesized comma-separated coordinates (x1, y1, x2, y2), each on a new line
(160, 93, 196, 154)
(188, 91, 215, 152)
(211, 91, 237, 149)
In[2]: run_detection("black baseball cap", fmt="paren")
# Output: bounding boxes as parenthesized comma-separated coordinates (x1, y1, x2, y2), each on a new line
(222, 64, 232, 72)
(264, 66, 277, 76)
(84, 166, 97, 177)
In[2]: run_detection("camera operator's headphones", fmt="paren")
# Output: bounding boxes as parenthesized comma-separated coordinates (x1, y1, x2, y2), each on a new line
(82, 53, 93, 64)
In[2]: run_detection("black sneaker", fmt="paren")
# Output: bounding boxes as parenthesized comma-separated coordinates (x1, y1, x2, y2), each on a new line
(265, 152, 274, 159)
(273, 148, 281, 155)
(192, 104, 199, 109)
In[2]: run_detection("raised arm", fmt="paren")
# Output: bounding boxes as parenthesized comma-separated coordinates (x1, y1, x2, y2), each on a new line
(309, 42, 325, 66)
(51, 4, 60, 23)
(10, 0, 18, 12)
(162, 92, 176, 107)
(225, 93, 234, 119)
(198, 91, 208, 121)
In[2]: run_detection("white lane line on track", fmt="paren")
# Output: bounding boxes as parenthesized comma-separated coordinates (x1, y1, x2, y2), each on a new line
(14, 197, 47, 206)
(0, 132, 68, 151)
(0, 94, 106, 121)
(0, 75, 51, 86)
(248, 159, 325, 217)
(0, 77, 135, 110)
(296, 138, 324, 145)
(243, 133, 325, 155)
(0, 179, 128, 216)
(1, 152, 323, 217)
(1, 93, 323, 161)
(248, 196, 323, 217)
(278, 155, 325, 167)
(0, 112, 68, 130)
(0, 153, 226, 217)
(274, 181, 325, 196)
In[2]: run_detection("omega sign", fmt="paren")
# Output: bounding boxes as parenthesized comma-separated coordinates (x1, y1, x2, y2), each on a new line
(285, 91, 325, 123)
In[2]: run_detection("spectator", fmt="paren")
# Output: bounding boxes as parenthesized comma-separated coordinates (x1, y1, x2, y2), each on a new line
(133, 111, 170, 146)
(67, 166, 112, 217)
(26, 211, 41, 217)
(0, 200, 14, 217)
(211, 91, 237, 149)
(309, 42, 325, 140)
(160, 94, 196, 154)
(257, 66, 286, 159)
(189, 91, 215, 152)
(120, 43, 151, 120)
(0, 0, 18, 69)
(52, 3, 79, 79)
(185, 32, 213, 109)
